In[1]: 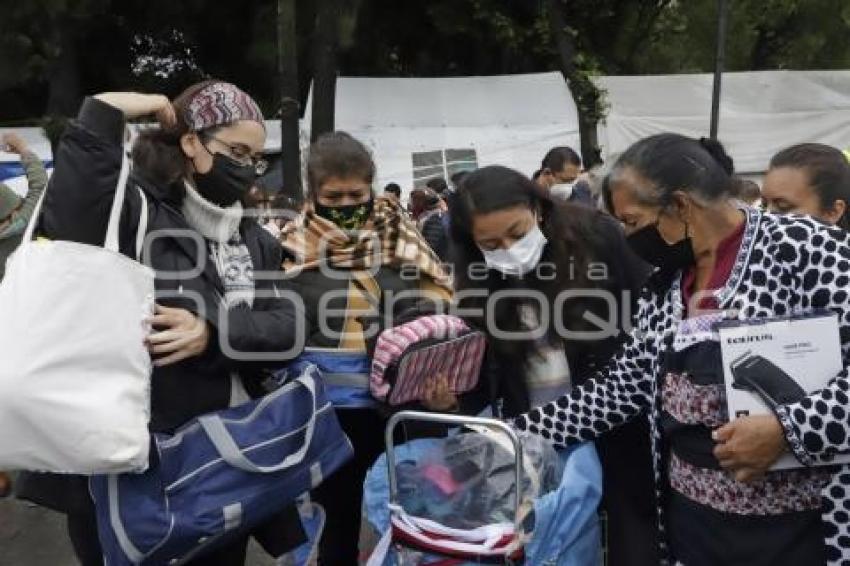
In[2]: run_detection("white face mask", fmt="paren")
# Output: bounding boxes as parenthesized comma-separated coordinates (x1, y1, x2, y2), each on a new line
(479, 224, 548, 276)
(549, 182, 574, 201)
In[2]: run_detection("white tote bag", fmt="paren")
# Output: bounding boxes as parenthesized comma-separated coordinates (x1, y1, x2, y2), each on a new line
(0, 152, 155, 474)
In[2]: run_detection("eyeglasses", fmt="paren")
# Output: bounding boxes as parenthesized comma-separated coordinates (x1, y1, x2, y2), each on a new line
(203, 134, 268, 176)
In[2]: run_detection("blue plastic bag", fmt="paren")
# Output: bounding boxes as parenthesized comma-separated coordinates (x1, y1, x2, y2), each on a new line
(363, 439, 602, 565)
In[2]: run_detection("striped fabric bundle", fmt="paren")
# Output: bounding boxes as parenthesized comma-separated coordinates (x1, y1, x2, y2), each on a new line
(280, 196, 452, 293)
(367, 504, 524, 566)
(370, 314, 486, 406)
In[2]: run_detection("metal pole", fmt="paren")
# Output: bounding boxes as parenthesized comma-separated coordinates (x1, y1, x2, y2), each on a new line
(311, 0, 339, 142)
(278, 0, 302, 200)
(710, 0, 729, 140)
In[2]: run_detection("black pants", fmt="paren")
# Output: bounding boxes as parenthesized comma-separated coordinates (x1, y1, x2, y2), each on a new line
(312, 408, 387, 565)
(667, 490, 825, 566)
(596, 416, 660, 566)
(67, 506, 104, 566)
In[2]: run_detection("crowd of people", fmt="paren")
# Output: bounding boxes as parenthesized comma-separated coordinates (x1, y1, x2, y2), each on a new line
(2, 78, 850, 566)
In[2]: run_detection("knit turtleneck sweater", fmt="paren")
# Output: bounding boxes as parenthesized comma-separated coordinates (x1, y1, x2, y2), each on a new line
(181, 182, 254, 309)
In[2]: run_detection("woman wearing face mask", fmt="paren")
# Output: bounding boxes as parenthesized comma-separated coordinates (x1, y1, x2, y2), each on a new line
(762, 143, 850, 230)
(514, 133, 850, 565)
(15, 82, 307, 566)
(279, 132, 453, 565)
(447, 165, 658, 566)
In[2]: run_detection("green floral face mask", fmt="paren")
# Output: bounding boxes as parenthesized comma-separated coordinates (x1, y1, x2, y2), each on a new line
(315, 198, 374, 231)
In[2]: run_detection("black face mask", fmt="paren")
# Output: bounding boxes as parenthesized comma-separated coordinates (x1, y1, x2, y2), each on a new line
(193, 153, 256, 207)
(315, 198, 374, 231)
(627, 221, 695, 286)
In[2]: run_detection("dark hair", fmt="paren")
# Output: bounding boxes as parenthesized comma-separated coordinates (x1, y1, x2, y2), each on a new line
(730, 177, 761, 204)
(450, 171, 470, 187)
(421, 188, 441, 209)
(306, 131, 375, 200)
(131, 79, 220, 191)
(449, 165, 616, 378)
(426, 177, 449, 195)
(409, 186, 441, 207)
(532, 169, 543, 181)
(769, 143, 850, 229)
(602, 134, 734, 212)
(542, 146, 582, 172)
(383, 182, 402, 197)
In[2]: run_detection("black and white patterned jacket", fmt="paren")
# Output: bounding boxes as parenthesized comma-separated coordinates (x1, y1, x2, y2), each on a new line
(515, 206, 850, 564)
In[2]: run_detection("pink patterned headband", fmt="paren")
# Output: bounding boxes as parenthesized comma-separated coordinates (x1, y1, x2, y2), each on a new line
(185, 82, 265, 132)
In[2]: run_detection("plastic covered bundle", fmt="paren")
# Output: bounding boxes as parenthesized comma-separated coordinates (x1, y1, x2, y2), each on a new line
(395, 429, 563, 530)
(364, 434, 602, 566)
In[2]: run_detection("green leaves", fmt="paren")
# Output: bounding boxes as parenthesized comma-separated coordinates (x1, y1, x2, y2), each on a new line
(1, 0, 848, 123)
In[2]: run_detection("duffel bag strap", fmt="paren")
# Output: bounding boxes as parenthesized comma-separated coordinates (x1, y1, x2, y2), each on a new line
(198, 373, 317, 474)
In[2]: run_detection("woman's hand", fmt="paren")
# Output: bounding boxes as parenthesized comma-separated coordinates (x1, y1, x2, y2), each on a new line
(93, 92, 176, 127)
(713, 414, 787, 483)
(1, 133, 30, 155)
(146, 304, 211, 367)
(422, 374, 459, 412)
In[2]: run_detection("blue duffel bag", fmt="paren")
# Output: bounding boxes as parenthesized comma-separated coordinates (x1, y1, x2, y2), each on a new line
(90, 365, 353, 566)
(277, 347, 376, 409)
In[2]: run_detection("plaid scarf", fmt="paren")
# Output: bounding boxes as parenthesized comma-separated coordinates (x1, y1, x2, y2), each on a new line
(280, 196, 452, 292)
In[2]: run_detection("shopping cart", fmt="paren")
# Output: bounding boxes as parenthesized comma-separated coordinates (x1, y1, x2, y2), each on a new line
(363, 411, 602, 565)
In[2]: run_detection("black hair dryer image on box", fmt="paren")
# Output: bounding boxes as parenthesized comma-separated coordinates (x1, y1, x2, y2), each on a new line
(730, 350, 807, 413)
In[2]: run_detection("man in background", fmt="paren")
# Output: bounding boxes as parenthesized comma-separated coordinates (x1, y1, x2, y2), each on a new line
(538, 146, 594, 205)
(383, 182, 402, 203)
(410, 186, 448, 261)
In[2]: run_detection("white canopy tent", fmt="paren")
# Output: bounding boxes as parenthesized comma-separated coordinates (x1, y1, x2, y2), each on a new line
(9, 70, 845, 199)
(303, 72, 581, 198)
(596, 70, 850, 175)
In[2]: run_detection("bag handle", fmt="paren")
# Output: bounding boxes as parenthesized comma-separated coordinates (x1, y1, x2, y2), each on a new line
(135, 188, 148, 261)
(23, 147, 135, 254)
(198, 373, 318, 474)
(103, 148, 132, 253)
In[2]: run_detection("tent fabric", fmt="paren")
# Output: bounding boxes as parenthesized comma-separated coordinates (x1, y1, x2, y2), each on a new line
(6, 70, 846, 196)
(596, 70, 850, 174)
(304, 72, 582, 197)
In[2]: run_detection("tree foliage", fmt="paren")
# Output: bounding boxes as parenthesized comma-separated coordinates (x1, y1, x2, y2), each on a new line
(0, 0, 847, 123)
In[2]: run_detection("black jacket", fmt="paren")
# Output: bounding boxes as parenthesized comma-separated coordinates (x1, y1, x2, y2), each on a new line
(420, 210, 449, 261)
(464, 207, 651, 418)
(39, 97, 305, 433)
(18, 99, 309, 553)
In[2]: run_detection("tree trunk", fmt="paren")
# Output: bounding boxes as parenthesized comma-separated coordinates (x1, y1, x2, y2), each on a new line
(545, 0, 602, 167)
(45, 23, 81, 118)
(311, 0, 339, 142)
(278, 0, 303, 200)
